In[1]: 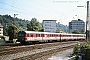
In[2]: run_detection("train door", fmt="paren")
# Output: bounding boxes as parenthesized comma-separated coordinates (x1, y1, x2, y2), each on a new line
(60, 34, 61, 41)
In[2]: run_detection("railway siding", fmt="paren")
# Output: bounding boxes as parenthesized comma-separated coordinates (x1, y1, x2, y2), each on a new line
(0, 43, 76, 60)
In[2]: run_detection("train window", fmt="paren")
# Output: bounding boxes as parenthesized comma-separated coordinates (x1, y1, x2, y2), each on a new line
(54, 35, 55, 37)
(18, 33, 25, 37)
(47, 34, 49, 37)
(31, 34, 33, 37)
(41, 34, 44, 37)
(49, 35, 51, 37)
(36, 34, 40, 37)
(18, 34, 21, 36)
(50, 34, 52, 37)
(54, 35, 56, 37)
(22, 34, 24, 36)
(61, 35, 63, 37)
(26, 34, 29, 37)
(49, 34, 51, 37)
(63, 35, 65, 37)
(52, 34, 53, 37)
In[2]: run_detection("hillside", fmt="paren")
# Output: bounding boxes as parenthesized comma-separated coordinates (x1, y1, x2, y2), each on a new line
(0, 14, 30, 35)
(0, 14, 29, 30)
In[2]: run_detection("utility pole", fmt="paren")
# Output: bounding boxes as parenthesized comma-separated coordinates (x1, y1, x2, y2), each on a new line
(14, 14, 18, 39)
(77, 1, 90, 40)
(86, 1, 90, 40)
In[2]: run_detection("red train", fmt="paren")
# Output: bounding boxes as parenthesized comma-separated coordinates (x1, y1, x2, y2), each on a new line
(17, 31, 86, 44)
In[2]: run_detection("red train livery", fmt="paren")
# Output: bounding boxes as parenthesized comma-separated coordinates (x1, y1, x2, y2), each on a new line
(17, 31, 86, 44)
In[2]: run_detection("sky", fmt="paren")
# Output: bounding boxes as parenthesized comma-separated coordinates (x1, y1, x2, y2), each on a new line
(0, 0, 89, 25)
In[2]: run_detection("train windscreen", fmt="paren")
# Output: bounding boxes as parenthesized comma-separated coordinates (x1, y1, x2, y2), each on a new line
(18, 31, 26, 37)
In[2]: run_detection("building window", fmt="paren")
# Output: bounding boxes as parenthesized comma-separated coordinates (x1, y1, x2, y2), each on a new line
(45, 24, 47, 26)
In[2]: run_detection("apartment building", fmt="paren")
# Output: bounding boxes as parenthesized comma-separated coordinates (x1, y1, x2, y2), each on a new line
(69, 19, 85, 33)
(42, 20, 56, 32)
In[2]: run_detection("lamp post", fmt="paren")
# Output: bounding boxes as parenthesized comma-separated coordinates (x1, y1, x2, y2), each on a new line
(14, 14, 18, 39)
(14, 14, 18, 25)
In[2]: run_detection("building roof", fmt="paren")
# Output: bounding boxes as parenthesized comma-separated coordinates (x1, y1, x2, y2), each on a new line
(71, 19, 84, 22)
(43, 20, 57, 21)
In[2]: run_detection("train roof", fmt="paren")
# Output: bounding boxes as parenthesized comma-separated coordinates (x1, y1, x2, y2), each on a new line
(21, 31, 86, 36)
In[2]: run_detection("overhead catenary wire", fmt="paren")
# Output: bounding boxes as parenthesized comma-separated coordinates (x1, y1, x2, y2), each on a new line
(0, 0, 87, 22)
(10, 0, 63, 15)
(0, 2, 61, 17)
(0, 2, 48, 19)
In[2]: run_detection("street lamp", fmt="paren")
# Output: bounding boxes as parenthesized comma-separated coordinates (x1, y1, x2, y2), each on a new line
(14, 14, 18, 39)
(14, 14, 18, 25)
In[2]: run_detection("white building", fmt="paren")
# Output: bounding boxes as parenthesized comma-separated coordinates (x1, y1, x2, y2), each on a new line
(0, 23, 3, 36)
(42, 20, 56, 32)
(69, 19, 85, 33)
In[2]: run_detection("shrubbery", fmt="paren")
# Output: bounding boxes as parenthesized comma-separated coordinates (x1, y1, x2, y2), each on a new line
(71, 40, 90, 60)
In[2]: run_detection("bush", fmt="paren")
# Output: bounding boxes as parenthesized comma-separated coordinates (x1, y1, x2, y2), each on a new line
(72, 43, 80, 56)
(0, 39, 4, 42)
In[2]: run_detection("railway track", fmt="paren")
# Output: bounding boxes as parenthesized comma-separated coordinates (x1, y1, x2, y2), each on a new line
(0, 41, 84, 60)
(0, 41, 74, 56)
(14, 45, 73, 60)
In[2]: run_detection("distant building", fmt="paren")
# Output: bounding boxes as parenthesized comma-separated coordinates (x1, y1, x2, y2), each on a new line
(0, 23, 3, 36)
(56, 22, 61, 30)
(69, 19, 85, 33)
(56, 22, 69, 33)
(42, 20, 56, 32)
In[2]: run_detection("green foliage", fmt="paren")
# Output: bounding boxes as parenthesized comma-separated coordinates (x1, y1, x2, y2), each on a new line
(27, 18, 44, 31)
(72, 41, 90, 57)
(80, 29, 84, 34)
(72, 29, 85, 34)
(0, 39, 4, 42)
(0, 14, 29, 35)
(82, 40, 90, 49)
(0, 15, 45, 38)
(39, 28, 45, 32)
(7, 24, 20, 40)
(72, 43, 80, 56)
(0, 36, 5, 42)
(72, 30, 80, 34)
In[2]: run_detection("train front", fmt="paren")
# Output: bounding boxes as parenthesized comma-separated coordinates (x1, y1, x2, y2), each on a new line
(17, 31, 26, 43)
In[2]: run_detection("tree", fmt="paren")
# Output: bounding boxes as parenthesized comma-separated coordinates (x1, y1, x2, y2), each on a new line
(27, 18, 44, 31)
(0, 14, 29, 36)
(3, 26, 8, 36)
(39, 28, 45, 32)
(7, 24, 20, 40)
(80, 29, 84, 34)
(72, 30, 80, 34)
(56, 30, 63, 33)
(72, 29, 85, 34)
